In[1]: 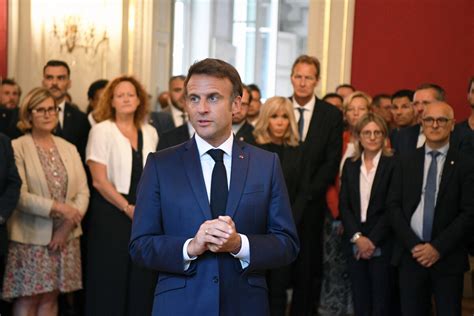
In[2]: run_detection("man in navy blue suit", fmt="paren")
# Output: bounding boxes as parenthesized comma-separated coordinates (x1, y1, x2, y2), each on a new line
(130, 58, 299, 316)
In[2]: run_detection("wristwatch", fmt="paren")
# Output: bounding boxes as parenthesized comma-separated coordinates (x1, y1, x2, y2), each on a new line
(350, 232, 362, 243)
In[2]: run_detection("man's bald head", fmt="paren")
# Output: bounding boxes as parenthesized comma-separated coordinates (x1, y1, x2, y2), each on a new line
(422, 101, 455, 149)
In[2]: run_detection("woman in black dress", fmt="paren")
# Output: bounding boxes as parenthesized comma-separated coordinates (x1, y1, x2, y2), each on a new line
(85, 76, 158, 315)
(253, 96, 300, 316)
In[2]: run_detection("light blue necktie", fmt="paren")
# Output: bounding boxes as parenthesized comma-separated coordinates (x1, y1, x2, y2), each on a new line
(297, 107, 305, 142)
(422, 150, 440, 241)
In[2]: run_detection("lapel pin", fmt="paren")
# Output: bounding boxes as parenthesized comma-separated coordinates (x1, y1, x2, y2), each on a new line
(239, 137, 244, 141)
(450, 160, 454, 165)
(239, 154, 244, 159)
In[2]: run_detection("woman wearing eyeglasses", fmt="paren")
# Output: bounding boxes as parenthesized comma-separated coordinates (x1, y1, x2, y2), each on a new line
(339, 112, 395, 315)
(320, 91, 372, 315)
(2, 88, 89, 315)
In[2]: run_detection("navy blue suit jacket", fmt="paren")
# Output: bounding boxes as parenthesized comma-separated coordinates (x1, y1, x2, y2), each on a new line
(0, 133, 21, 254)
(130, 137, 299, 316)
(388, 146, 474, 275)
(391, 124, 420, 155)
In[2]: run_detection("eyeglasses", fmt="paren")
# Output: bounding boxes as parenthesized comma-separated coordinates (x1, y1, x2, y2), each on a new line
(30, 106, 60, 116)
(422, 117, 451, 127)
(360, 130, 384, 138)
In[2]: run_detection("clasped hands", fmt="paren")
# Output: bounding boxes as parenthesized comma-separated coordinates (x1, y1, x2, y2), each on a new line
(411, 243, 440, 267)
(49, 201, 82, 252)
(187, 216, 242, 257)
(354, 236, 376, 260)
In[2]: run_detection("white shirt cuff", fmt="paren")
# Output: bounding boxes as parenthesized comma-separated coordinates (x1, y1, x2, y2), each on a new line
(183, 238, 198, 271)
(230, 234, 250, 269)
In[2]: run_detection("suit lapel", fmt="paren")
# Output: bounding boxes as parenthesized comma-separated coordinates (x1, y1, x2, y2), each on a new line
(410, 125, 421, 149)
(351, 159, 362, 221)
(61, 103, 73, 137)
(411, 148, 425, 209)
(436, 147, 456, 202)
(183, 138, 212, 219)
(304, 98, 327, 150)
(368, 156, 387, 207)
(226, 140, 249, 218)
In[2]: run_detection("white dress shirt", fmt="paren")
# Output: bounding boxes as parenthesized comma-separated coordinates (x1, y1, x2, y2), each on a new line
(293, 95, 315, 142)
(410, 143, 449, 239)
(231, 121, 245, 136)
(359, 150, 382, 223)
(169, 103, 187, 127)
(182, 132, 250, 269)
(416, 125, 426, 148)
(57, 100, 66, 128)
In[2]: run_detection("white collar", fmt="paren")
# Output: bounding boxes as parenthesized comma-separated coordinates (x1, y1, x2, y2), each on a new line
(293, 95, 316, 110)
(195, 132, 234, 159)
(361, 149, 382, 171)
(425, 143, 449, 156)
(58, 100, 66, 111)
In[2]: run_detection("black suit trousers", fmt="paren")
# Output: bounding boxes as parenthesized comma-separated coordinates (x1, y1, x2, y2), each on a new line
(398, 253, 463, 316)
(348, 253, 393, 316)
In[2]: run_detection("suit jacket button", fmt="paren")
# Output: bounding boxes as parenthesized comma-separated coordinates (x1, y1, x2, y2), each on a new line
(212, 276, 219, 283)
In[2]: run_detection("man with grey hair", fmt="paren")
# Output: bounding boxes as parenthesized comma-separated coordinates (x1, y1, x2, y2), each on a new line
(392, 83, 445, 154)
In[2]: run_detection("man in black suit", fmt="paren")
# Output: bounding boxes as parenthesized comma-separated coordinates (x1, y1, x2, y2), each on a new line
(392, 83, 445, 155)
(389, 102, 474, 316)
(42, 60, 90, 160)
(289, 55, 343, 316)
(148, 110, 175, 136)
(162, 75, 187, 127)
(0, 133, 21, 315)
(451, 76, 474, 157)
(232, 84, 255, 145)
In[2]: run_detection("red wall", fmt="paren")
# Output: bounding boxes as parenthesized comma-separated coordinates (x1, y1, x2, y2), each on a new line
(351, 0, 474, 121)
(0, 0, 7, 78)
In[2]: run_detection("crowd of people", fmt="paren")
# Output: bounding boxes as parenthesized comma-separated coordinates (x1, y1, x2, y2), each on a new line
(0, 55, 473, 316)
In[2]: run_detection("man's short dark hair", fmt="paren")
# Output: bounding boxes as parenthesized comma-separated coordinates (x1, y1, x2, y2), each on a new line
(1, 78, 21, 96)
(468, 76, 474, 93)
(87, 79, 109, 100)
(391, 89, 414, 102)
(169, 75, 186, 86)
(336, 83, 355, 93)
(415, 83, 445, 101)
(291, 55, 321, 80)
(372, 94, 391, 108)
(242, 84, 253, 103)
(184, 58, 243, 99)
(322, 93, 343, 104)
(43, 60, 71, 77)
(248, 84, 261, 95)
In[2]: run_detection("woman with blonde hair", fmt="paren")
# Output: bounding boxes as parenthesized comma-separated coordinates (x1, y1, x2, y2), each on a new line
(339, 112, 395, 315)
(253, 96, 300, 315)
(2, 87, 89, 315)
(85, 75, 158, 315)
